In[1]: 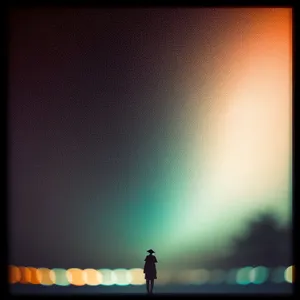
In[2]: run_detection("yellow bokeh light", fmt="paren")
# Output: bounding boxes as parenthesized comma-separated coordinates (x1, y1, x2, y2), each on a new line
(284, 265, 294, 283)
(83, 269, 102, 286)
(128, 268, 145, 285)
(38, 268, 55, 286)
(9, 265, 21, 284)
(67, 268, 85, 286)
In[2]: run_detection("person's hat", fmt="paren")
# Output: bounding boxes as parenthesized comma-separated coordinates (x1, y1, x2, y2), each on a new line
(147, 249, 155, 253)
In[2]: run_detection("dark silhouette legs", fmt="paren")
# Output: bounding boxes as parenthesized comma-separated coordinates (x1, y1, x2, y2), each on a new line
(146, 279, 154, 294)
(150, 279, 154, 293)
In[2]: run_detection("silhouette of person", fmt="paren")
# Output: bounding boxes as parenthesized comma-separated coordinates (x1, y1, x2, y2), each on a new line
(143, 249, 158, 294)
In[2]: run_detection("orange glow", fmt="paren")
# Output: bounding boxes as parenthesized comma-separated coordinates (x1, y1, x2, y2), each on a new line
(67, 268, 85, 286)
(9, 265, 21, 284)
(128, 268, 144, 285)
(28, 267, 42, 284)
(208, 8, 292, 197)
(83, 269, 102, 286)
(174, 8, 292, 251)
(38, 268, 55, 286)
(19, 267, 31, 284)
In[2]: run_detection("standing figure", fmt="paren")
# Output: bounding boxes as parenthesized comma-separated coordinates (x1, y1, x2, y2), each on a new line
(143, 249, 158, 294)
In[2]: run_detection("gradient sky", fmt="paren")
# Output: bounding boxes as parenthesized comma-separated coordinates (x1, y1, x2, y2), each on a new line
(9, 8, 292, 270)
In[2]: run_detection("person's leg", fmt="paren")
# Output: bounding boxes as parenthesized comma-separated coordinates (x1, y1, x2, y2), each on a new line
(146, 280, 150, 293)
(150, 279, 154, 293)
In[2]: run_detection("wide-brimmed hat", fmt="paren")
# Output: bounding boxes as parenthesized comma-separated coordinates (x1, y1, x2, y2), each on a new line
(147, 249, 155, 253)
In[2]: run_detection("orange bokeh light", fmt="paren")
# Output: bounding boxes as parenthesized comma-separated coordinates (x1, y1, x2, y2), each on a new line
(9, 265, 21, 284)
(28, 267, 42, 284)
(67, 268, 86, 286)
(128, 268, 144, 285)
(38, 268, 55, 286)
(19, 267, 31, 284)
(83, 269, 102, 286)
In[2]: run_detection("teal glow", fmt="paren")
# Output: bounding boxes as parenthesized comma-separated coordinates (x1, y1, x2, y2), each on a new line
(250, 266, 269, 284)
(236, 267, 252, 285)
(226, 269, 238, 285)
(51, 268, 69, 286)
(271, 267, 286, 283)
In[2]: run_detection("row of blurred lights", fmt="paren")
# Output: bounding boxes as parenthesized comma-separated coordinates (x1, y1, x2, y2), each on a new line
(9, 265, 294, 287)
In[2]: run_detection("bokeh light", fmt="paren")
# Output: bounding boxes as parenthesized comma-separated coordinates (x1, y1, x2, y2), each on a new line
(9, 265, 293, 288)
(19, 267, 31, 284)
(271, 266, 286, 283)
(227, 268, 238, 285)
(249, 266, 269, 284)
(52, 268, 69, 286)
(236, 267, 252, 285)
(99, 269, 115, 286)
(112, 269, 131, 286)
(67, 268, 85, 286)
(9, 265, 21, 284)
(83, 269, 102, 286)
(28, 267, 41, 284)
(38, 268, 55, 286)
(128, 268, 145, 285)
(284, 265, 294, 283)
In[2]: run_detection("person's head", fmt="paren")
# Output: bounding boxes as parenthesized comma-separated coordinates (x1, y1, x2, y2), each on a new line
(147, 249, 155, 255)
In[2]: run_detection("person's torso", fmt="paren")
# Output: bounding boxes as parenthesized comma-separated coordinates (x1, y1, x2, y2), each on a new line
(145, 255, 156, 265)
